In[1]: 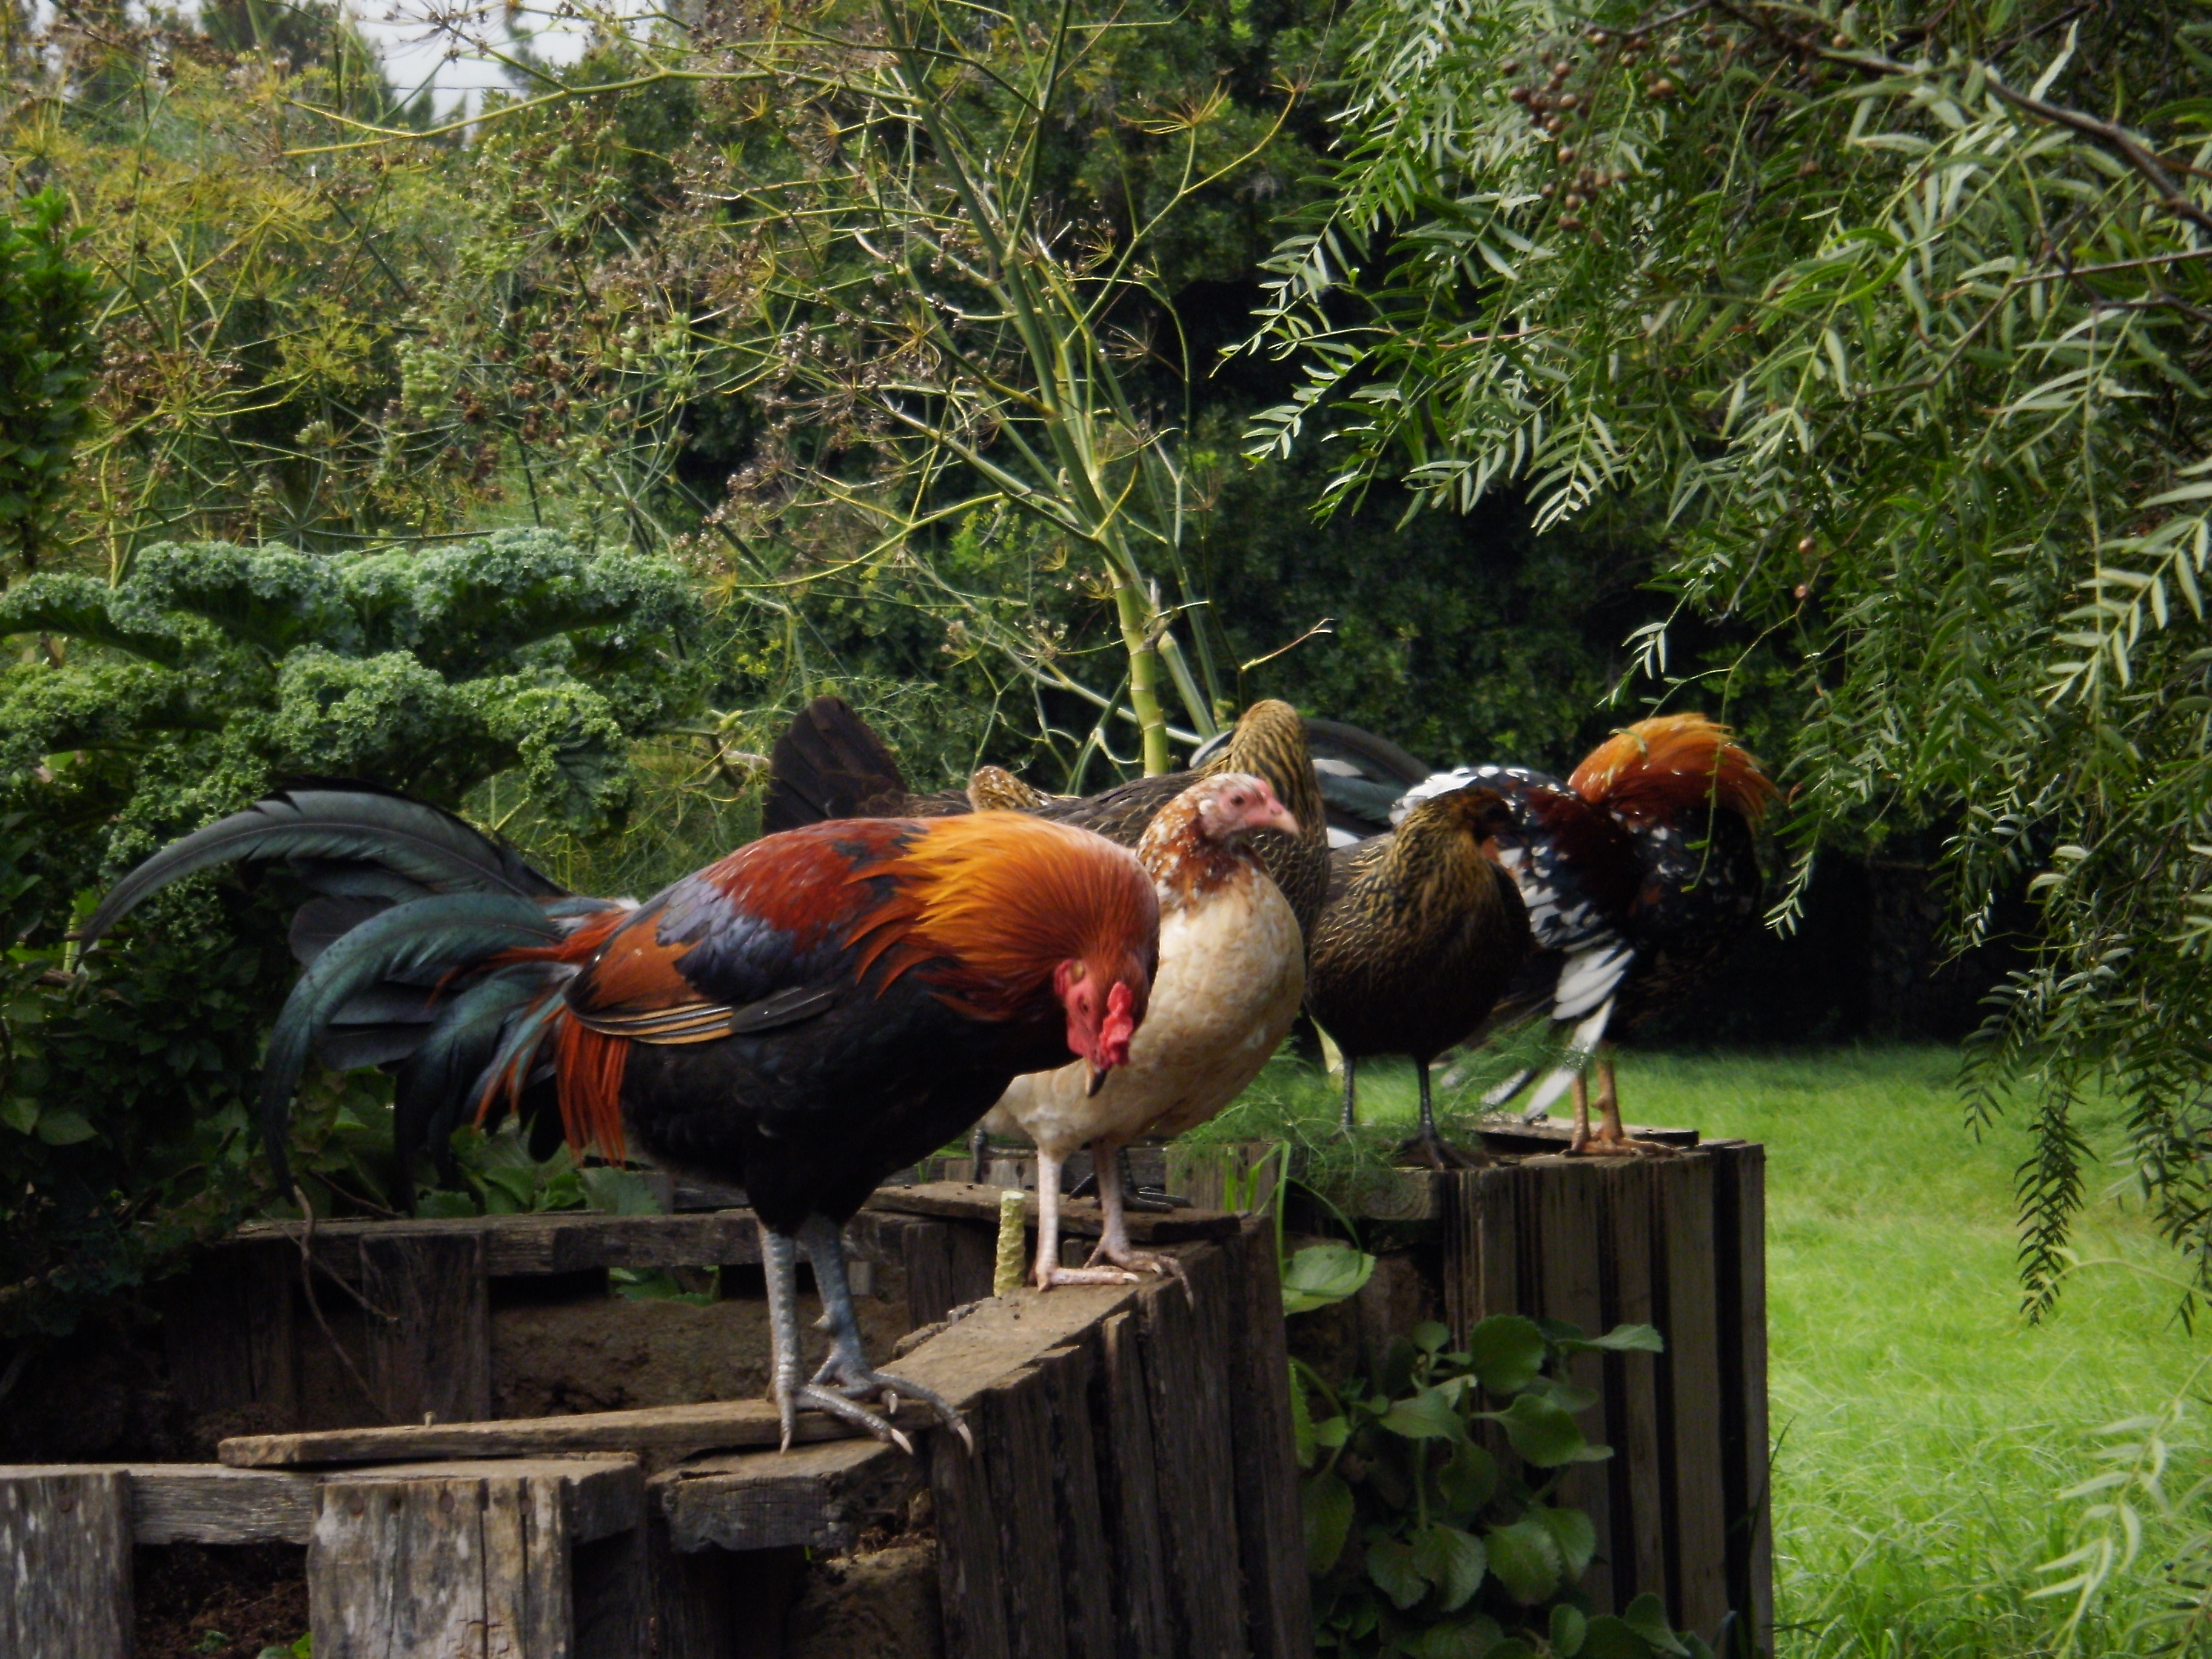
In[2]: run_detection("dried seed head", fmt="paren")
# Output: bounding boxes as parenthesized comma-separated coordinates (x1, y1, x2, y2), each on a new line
(1797, 535, 1817, 554)
(1501, 56, 1521, 72)
(1559, 213, 1583, 230)
(1509, 84, 1530, 103)
(1557, 144, 1577, 163)
(1557, 91, 1579, 110)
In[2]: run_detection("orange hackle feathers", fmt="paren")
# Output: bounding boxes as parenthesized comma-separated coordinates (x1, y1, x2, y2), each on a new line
(847, 813, 1158, 1021)
(1570, 714, 1777, 828)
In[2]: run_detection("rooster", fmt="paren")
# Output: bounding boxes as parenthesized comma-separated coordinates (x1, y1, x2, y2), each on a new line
(979, 773, 1305, 1289)
(85, 787, 1159, 1450)
(1392, 714, 1777, 1152)
(1305, 786, 1531, 1168)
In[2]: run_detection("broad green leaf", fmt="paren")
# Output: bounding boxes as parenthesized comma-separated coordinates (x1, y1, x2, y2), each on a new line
(1551, 1604, 1589, 1656)
(414, 1189, 477, 1220)
(1367, 1537, 1426, 1609)
(1481, 1516, 1562, 1603)
(1535, 1504, 1597, 1581)
(1411, 1319, 1450, 1353)
(2, 1098, 37, 1134)
(1412, 1522, 1486, 1610)
(1435, 1438, 1497, 1515)
(1406, 1615, 1504, 1659)
(1560, 1323, 1664, 1355)
(1382, 1386, 1463, 1441)
(1302, 1471, 1353, 1574)
(1484, 1639, 1538, 1659)
(1485, 1392, 1588, 1467)
(1578, 1615, 1656, 1659)
(579, 1164, 660, 1216)
(1290, 1366, 1315, 1466)
(34, 1108, 96, 1145)
(1282, 1241, 1376, 1314)
(1621, 1592, 1690, 1657)
(1464, 1315, 1546, 1393)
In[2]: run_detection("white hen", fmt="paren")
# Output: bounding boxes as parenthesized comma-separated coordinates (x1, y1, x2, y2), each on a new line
(980, 771, 1307, 1288)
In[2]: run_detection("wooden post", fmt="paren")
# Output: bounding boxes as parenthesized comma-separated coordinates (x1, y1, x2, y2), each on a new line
(0, 1470, 133, 1659)
(1091, 1309, 1172, 1657)
(1711, 1142, 1774, 1653)
(311, 1473, 562, 1657)
(358, 1230, 492, 1426)
(164, 1237, 298, 1432)
(1224, 1218, 1315, 1659)
(1035, 1340, 1117, 1659)
(1655, 1153, 1729, 1636)
(1598, 1160, 1666, 1610)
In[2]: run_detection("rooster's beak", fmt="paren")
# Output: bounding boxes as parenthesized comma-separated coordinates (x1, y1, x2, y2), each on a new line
(1087, 1062, 1111, 1097)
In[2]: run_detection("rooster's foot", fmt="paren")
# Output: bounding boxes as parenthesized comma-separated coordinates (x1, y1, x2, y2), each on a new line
(1034, 1262, 1142, 1289)
(1567, 1128, 1679, 1158)
(785, 1361, 973, 1458)
(1082, 1242, 1191, 1303)
(1394, 1130, 1482, 1171)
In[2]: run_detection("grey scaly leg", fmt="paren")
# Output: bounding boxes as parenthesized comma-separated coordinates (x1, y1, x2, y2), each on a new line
(796, 1213, 973, 1455)
(1337, 1053, 1359, 1134)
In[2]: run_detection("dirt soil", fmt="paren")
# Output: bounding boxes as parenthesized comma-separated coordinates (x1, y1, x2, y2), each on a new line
(786, 1541, 943, 1659)
(133, 1543, 307, 1659)
(489, 1286, 912, 1418)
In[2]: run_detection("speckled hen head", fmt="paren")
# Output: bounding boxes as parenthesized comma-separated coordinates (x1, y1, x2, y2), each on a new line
(1136, 773, 1299, 903)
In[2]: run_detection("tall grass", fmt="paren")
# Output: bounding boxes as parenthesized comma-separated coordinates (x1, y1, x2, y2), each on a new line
(1210, 1045, 2210, 1656)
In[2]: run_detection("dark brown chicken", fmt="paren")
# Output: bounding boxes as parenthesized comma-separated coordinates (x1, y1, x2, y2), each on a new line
(1305, 786, 1531, 1168)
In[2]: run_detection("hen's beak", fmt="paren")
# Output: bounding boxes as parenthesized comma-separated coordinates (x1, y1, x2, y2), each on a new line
(1259, 803, 1301, 838)
(1088, 1062, 1111, 1097)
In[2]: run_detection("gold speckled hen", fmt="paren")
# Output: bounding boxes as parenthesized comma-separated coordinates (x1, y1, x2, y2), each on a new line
(1305, 786, 1531, 1168)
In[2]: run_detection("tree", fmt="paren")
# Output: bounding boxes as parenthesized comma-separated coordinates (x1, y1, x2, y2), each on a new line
(0, 189, 96, 579)
(1251, 0, 2212, 1303)
(0, 529, 705, 1337)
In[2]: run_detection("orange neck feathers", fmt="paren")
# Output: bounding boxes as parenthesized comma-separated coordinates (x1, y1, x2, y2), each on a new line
(846, 812, 1158, 1020)
(1570, 714, 1777, 828)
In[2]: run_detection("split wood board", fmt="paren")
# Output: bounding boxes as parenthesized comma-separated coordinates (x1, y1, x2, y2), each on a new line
(221, 1398, 932, 1470)
(231, 1210, 763, 1276)
(222, 1262, 1160, 1473)
(867, 1181, 1239, 1241)
(651, 1267, 1167, 1553)
(0, 1458, 642, 1547)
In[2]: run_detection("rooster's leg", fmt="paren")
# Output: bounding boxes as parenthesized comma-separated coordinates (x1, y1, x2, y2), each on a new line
(1033, 1147, 1142, 1288)
(1571, 1048, 1673, 1155)
(967, 1123, 990, 1179)
(1336, 1054, 1359, 1134)
(1396, 1060, 1476, 1170)
(773, 1215, 970, 1456)
(1080, 1136, 1185, 1287)
(1568, 1071, 1593, 1153)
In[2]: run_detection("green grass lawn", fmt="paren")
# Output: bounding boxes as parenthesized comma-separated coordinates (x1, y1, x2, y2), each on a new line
(1225, 1046, 2210, 1656)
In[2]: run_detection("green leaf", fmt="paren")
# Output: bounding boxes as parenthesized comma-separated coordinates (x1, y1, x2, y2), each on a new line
(1483, 1640, 1537, 1659)
(34, 1107, 96, 1145)
(1578, 1615, 1655, 1659)
(1382, 1386, 1463, 1441)
(1412, 1523, 1487, 1611)
(1435, 1438, 1497, 1516)
(1464, 1315, 1546, 1393)
(1, 1098, 36, 1134)
(1282, 1241, 1376, 1313)
(414, 1189, 477, 1220)
(1482, 1516, 1563, 1604)
(580, 1164, 662, 1216)
(1291, 1365, 1316, 1466)
(1551, 1604, 1589, 1657)
(1411, 1319, 1450, 1353)
(1405, 1615, 1504, 1659)
(1560, 1323, 1664, 1355)
(1620, 1592, 1690, 1657)
(1535, 1504, 1597, 1581)
(1485, 1392, 1590, 1467)
(1302, 1470, 1354, 1574)
(1366, 1537, 1426, 1610)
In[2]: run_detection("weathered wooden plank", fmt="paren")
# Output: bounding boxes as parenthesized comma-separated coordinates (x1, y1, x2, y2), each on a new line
(1532, 1157, 1614, 1614)
(0, 1469, 133, 1659)
(930, 1392, 1012, 1659)
(870, 1182, 1238, 1241)
(1037, 1340, 1117, 1659)
(310, 1475, 496, 1658)
(1136, 1244, 1245, 1657)
(359, 1229, 491, 1427)
(1224, 1218, 1315, 1659)
(1711, 1141, 1774, 1648)
(234, 1210, 763, 1276)
(483, 1470, 574, 1658)
(1599, 1159, 1666, 1610)
(163, 1236, 298, 1428)
(1655, 1152, 1728, 1635)
(979, 1365, 1070, 1659)
(310, 1462, 626, 1658)
(221, 1396, 931, 1469)
(651, 1438, 917, 1554)
(903, 1214, 962, 1328)
(1441, 1164, 1525, 1345)
(132, 1463, 319, 1544)
(571, 1527, 652, 1659)
(1092, 1309, 1172, 1658)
